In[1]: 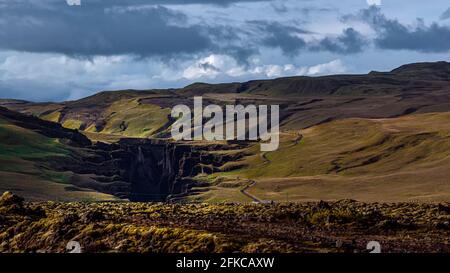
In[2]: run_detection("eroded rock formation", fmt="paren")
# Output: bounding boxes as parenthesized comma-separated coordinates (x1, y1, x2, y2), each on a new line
(50, 139, 246, 201)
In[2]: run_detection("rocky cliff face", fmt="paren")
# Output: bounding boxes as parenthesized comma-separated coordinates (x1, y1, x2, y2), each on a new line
(49, 138, 246, 201)
(113, 139, 246, 201)
(111, 139, 200, 202)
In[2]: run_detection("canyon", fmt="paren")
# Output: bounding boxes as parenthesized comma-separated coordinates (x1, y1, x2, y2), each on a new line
(61, 139, 247, 201)
(1, 61, 450, 202)
(0, 105, 247, 201)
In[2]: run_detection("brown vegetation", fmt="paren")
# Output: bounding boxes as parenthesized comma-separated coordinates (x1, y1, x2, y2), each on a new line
(0, 192, 448, 253)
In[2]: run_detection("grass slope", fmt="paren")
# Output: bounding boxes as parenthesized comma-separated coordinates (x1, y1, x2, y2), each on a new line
(86, 98, 170, 138)
(0, 118, 117, 201)
(195, 112, 450, 203)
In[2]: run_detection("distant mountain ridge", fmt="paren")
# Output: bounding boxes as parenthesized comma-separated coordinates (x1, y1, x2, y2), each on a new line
(65, 61, 450, 100)
(178, 61, 450, 96)
(1, 61, 450, 137)
(2, 61, 449, 107)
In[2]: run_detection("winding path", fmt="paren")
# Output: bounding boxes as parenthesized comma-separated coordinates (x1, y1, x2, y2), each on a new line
(260, 152, 271, 165)
(260, 132, 302, 165)
(243, 132, 303, 203)
(290, 133, 303, 147)
(240, 180, 262, 203)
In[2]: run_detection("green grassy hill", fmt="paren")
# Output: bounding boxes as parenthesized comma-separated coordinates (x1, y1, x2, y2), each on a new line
(0, 114, 118, 201)
(193, 112, 450, 202)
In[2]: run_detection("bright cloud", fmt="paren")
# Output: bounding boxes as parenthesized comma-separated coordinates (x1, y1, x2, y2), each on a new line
(183, 54, 347, 80)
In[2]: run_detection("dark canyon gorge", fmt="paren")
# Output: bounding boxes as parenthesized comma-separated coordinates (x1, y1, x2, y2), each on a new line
(0, 106, 247, 201)
(63, 139, 247, 202)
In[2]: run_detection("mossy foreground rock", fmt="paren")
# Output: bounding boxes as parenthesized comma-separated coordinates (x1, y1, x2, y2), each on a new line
(0, 191, 24, 207)
(0, 193, 449, 253)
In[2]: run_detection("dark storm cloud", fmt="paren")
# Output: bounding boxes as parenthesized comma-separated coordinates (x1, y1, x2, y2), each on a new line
(271, 2, 288, 13)
(249, 21, 309, 55)
(313, 28, 367, 54)
(205, 25, 259, 64)
(348, 6, 450, 53)
(0, 0, 374, 62)
(0, 3, 214, 58)
(441, 8, 450, 20)
(0, 0, 273, 61)
(0, 0, 272, 7)
(88, 0, 273, 6)
(249, 20, 367, 55)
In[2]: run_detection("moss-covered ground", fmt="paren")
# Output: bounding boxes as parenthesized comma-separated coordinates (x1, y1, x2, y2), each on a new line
(0, 192, 448, 253)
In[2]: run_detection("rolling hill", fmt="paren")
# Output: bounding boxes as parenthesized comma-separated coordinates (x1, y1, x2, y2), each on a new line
(1, 61, 450, 202)
(204, 112, 450, 202)
(2, 61, 450, 140)
(0, 107, 118, 201)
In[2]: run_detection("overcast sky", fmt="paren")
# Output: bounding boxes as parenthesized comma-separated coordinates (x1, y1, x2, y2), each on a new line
(0, 0, 449, 101)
